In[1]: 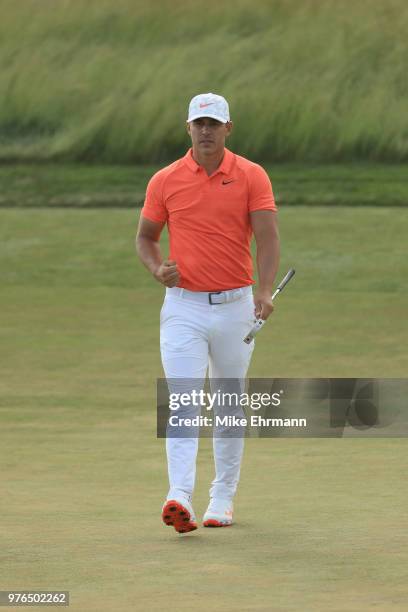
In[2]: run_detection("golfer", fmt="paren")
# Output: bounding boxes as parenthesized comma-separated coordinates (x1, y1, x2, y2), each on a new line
(136, 93, 280, 533)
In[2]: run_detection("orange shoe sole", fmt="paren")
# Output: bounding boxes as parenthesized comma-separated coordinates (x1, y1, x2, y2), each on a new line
(203, 519, 232, 528)
(162, 500, 198, 534)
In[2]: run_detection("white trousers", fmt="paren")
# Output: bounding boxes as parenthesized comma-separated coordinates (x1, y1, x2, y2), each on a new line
(160, 286, 255, 502)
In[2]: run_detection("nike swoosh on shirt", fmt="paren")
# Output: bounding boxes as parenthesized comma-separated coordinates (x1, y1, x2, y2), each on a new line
(222, 179, 236, 185)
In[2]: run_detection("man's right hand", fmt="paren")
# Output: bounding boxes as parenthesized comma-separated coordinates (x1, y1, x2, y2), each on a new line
(154, 260, 180, 287)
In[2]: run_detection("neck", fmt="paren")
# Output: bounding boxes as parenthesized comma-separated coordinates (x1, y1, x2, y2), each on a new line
(192, 146, 225, 176)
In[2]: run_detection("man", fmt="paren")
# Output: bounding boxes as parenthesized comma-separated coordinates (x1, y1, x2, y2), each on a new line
(136, 93, 280, 533)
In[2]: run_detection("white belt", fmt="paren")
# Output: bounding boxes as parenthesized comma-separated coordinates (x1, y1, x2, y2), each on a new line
(166, 285, 252, 305)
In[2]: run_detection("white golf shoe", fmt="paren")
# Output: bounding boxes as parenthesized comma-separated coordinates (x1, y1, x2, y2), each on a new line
(203, 498, 234, 527)
(162, 497, 198, 534)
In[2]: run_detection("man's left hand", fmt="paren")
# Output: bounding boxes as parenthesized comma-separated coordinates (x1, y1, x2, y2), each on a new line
(253, 290, 274, 320)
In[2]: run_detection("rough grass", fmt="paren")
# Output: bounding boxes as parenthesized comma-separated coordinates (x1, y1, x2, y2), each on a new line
(1, 163, 408, 208)
(1, 0, 408, 162)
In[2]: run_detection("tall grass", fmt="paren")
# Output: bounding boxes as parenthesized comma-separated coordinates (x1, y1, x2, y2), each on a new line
(1, 0, 408, 162)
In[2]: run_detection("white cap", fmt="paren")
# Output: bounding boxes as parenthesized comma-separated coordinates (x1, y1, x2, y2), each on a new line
(187, 93, 230, 124)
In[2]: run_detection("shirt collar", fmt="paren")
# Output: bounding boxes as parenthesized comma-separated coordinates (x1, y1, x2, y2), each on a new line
(183, 147, 234, 175)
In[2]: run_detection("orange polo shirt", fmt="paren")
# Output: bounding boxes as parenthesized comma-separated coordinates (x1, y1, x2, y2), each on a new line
(141, 147, 277, 291)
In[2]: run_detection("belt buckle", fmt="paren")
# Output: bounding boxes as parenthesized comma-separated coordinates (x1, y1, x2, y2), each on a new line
(209, 291, 223, 305)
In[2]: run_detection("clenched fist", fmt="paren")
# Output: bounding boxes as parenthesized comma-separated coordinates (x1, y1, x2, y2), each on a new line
(154, 260, 180, 287)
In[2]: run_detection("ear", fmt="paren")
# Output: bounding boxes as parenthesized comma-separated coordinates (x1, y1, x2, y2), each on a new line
(186, 121, 191, 136)
(225, 121, 233, 138)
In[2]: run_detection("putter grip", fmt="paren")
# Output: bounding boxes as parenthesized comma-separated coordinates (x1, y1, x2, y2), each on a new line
(276, 268, 295, 292)
(243, 268, 295, 344)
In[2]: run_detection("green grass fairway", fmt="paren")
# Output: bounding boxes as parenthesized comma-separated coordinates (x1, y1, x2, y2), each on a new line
(1, 207, 408, 611)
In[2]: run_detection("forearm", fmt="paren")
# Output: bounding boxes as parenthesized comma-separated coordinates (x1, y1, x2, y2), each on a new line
(136, 235, 163, 276)
(256, 237, 280, 294)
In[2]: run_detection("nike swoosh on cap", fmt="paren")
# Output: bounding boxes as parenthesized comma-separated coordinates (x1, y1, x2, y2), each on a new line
(199, 102, 215, 108)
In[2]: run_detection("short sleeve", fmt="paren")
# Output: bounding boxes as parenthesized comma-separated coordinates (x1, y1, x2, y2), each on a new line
(141, 172, 168, 223)
(248, 164, 277, 212)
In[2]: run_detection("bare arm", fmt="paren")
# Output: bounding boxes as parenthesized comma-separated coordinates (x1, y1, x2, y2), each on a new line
(250, 210, 280, 319)
(135, 215, 180, 287)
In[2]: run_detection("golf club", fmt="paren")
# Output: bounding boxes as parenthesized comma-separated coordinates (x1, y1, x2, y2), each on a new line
(243, 268, 296, 344)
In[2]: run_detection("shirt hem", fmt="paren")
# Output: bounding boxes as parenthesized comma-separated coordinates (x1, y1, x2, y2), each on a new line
(176, 281, 255, 292)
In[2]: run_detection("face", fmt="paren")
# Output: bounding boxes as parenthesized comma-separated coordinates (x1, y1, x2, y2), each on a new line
(187, 117, 232, 155)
